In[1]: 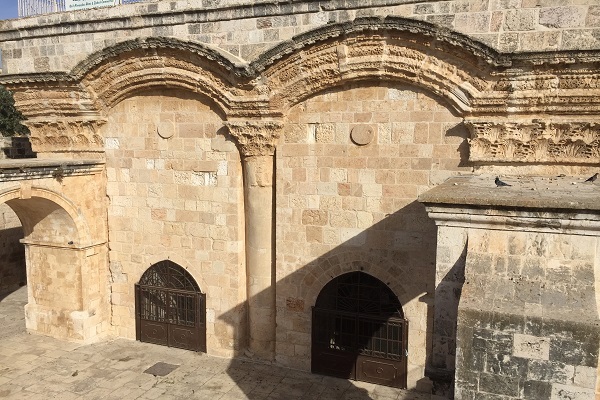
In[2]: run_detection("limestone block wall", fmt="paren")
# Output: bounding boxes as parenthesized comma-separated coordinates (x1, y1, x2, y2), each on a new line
(456, 229, 599, 399)
(102, 90, 247, 357)
(275, 82, 469, 387)
(0, 202, 25, 293)
(1, 0, 600, 74)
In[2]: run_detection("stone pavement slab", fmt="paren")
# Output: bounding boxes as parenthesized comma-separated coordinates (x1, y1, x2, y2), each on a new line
(0, 287, 436, 400)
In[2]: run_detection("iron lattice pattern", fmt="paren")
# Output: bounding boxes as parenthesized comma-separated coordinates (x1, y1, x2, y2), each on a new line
(138, 260, 200, 292)
(313, 272, 407, 361)
(315, 271, 404, 318)
(138, 288, 200, 327)
(135, 260, 206, 352)
(18, 0, 144, 18)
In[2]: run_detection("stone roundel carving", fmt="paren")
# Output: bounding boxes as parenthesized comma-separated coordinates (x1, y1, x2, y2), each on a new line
(157, 121, 176, 139)
(350, 125, 375, 146)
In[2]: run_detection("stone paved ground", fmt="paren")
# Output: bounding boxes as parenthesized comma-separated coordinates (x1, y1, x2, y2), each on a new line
(0, 287, 435, 400)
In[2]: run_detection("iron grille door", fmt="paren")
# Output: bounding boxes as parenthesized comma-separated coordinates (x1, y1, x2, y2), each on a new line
(311, 271, 408, 389)
(312, 308, 357, 379)
(135, 261, 206, 352)
(355, 316, 408, 388)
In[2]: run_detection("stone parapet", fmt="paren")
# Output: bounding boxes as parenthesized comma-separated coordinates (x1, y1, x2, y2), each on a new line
(419, 174, 600, 214)
(2, 1, 600, 76)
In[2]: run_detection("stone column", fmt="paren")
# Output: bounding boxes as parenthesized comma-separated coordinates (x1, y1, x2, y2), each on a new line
(226, 120, 282, 360)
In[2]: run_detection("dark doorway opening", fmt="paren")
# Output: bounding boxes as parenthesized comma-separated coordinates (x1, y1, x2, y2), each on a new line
(135, 260, 206, 352)
(312, 271, 408, 388)
(0, 203, 26, 294)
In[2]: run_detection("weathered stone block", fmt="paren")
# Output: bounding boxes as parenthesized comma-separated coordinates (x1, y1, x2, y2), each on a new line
(485, 352, 529, 378)
(523, 380, 552, 399)
(513, 333, 550, 361)
(539, 6, 587, 28)
(550, 383, 595, 400)
(478, 372, 520, 397)
(301, 209, 328, 226)
(505, 9, 537, 31)
(527, 359, 574, 384)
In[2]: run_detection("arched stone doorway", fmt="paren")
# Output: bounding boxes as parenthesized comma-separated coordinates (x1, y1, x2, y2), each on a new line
(0, 181, 109, 342)
(312, 271, 408, 388)
(135, 260, 206, 352)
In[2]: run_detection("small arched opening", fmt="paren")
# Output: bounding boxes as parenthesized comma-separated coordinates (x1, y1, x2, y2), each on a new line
(312, 271, 408, 388)
(135, 260, 206, 352)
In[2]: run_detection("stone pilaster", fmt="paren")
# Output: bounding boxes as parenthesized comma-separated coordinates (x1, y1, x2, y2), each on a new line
(226, 119, 282, 360)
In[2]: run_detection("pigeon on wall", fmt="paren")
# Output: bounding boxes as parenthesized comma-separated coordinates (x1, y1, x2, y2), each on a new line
(495, 177, 511, 187)
(584, 173, 598, 183)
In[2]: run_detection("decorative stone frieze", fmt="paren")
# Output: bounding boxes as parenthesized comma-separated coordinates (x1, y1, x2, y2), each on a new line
(465, 119, 600, 164)
(225, 120, 283, 158)
(26, 119, 107, 154)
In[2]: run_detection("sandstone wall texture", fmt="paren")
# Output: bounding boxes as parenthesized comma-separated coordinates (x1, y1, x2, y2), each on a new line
(102, 90, 247, 356)
(275, 84, 466, 382)
(457, 229, 599, 400)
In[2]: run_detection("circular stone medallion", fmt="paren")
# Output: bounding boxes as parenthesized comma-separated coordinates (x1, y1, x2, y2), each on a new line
(350, 124, 374, 146)
(157, 121, 176, 139)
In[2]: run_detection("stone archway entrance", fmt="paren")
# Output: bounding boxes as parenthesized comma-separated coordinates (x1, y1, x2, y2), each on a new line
(135, 260, 206, 352)
(0, 172, 109, 344)
(312, 272, 408, 388)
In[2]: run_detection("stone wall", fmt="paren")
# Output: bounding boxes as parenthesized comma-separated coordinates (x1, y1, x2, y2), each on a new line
(421, 178, 600, 399)
(0, 202, 25, 293)
(457, 229, 599, 399)
(1, 0, 600, 396)
(102, 89, 247, 356)
(1, 0, 600, 75)
(275, 83, 467, 386)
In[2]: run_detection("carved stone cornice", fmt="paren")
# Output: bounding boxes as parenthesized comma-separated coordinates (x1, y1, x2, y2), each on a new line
(225, 120, 283, 158)
(26, 118, 107, 154)
(465, 119, 600, 164)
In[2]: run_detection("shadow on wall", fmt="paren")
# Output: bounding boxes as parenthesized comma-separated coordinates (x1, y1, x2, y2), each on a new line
(214, 111, 470, 397)
(0, 214, 26, 294)
(218, 199, 441, 396)
(428, 240, 467, 396)
(0, 136, 36, 159)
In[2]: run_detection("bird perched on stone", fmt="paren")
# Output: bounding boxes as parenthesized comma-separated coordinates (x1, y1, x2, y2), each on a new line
(495, 177, 511, 187)
(584, 173, 598, 183)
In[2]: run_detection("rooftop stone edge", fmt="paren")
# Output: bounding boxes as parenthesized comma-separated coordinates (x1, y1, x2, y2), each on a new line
(418, 175, 600, 212)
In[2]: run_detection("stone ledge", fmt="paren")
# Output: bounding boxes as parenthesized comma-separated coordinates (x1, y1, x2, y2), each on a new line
(0, 158, 104, 169)
(0, 159, 104, 181)
(419, 175, 600, 212)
